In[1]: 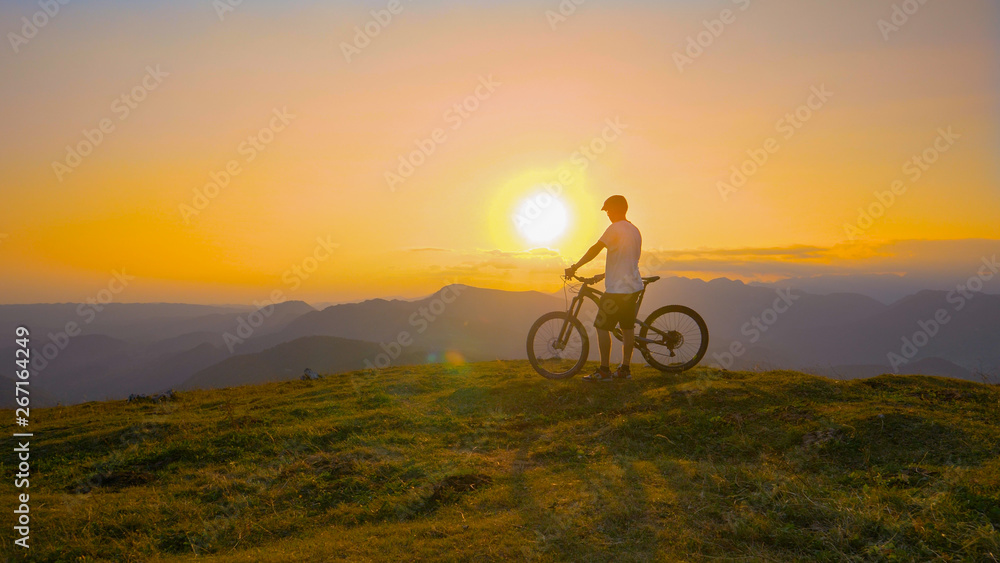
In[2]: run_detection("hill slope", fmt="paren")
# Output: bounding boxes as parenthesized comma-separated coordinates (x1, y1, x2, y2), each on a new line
(2, 362, 998, 561)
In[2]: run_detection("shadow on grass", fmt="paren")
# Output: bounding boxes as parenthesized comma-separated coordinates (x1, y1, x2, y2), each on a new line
(505, 432, 663, 561)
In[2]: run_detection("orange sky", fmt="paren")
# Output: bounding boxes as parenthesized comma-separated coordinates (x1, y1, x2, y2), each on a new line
(0, 0, 997, 304)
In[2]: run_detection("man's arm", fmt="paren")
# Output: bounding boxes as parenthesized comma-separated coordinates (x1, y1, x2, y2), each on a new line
(565, 241, 606, 278)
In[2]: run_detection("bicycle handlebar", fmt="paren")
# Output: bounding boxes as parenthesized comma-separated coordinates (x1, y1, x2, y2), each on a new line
(564, 273, 605, 285)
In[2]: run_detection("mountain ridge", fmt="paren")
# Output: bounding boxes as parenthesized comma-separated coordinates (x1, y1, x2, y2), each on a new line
(5, 277, 997, 405)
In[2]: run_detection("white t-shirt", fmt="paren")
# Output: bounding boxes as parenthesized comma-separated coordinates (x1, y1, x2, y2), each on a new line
(599, 220, 644, 294)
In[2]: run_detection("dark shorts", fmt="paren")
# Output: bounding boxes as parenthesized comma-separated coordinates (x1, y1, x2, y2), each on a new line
(594, 291, 640, 331)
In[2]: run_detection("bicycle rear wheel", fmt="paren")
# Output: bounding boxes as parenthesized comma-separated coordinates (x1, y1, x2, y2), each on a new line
(527, 311, 589, 379)
(638, 305, 709, 373)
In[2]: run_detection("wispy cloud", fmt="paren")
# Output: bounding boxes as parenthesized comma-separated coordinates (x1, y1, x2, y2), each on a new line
(641, 239, 999, 283)
(391, 239, 999, 296)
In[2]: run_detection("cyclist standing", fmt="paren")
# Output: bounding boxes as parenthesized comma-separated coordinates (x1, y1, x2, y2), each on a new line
(564, 195, 644, 381)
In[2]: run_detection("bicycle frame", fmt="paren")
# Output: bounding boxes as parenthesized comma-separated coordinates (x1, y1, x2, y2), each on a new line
(558, 278, 671, 346)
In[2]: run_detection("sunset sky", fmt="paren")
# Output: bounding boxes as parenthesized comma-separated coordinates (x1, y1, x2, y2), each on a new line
(1, 0, 997, 304)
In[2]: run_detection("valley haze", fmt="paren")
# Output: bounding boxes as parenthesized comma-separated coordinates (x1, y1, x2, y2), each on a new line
(3, 272, 997, 407)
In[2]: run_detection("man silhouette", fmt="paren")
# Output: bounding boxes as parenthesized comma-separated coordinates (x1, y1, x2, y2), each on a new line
(565, 195, 644, 381)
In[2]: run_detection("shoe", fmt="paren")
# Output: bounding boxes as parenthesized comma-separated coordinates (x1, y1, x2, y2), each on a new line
(614, 364, 631, 380)
(583, 366, 614, 382)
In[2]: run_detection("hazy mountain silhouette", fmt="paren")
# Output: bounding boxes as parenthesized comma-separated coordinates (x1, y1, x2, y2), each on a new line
(0, 373, 60, 408)
(0, 303, 246, 342)
(143, 330, 227, 357)
(639, 277, 888, 346)
(5, 333, 135, 403)
(7, 278, 998, 404)
(780, 290, 1000, 368)
(0, 301, 313, 344)
(750, 274, 949, 304)
(238, 286, 563, 360)
(178, 335, 427, 390)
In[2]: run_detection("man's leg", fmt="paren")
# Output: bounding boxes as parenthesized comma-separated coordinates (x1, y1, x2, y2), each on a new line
(621, 326, 634, 367)
(615, 292, 639, 378)
(597, 328, 611, 368)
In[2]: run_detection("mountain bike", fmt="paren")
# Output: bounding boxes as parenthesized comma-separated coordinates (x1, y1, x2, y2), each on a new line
(526, 274, 709, 379)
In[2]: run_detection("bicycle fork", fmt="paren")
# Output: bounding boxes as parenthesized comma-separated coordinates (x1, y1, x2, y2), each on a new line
(556, 296, 586, 348)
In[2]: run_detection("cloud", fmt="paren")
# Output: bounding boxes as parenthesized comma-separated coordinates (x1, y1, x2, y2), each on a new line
(386, 247, 568, 287)
(386, 239, 999, 297)
(640, 239, 1000, 283)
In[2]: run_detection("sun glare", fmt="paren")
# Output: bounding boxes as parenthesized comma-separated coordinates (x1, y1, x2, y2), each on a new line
(514, 191, 570, 245)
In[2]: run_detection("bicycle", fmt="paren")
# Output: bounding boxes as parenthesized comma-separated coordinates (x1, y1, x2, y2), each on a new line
(526, 273, 709, 379)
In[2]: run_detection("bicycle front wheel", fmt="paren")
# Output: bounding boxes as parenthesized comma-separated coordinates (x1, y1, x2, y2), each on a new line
(527, 311, 590, 379)
(639, 305, 709, 373)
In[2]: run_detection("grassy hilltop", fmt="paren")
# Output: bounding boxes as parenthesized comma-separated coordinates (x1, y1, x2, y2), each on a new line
(2, 361, 999, 562)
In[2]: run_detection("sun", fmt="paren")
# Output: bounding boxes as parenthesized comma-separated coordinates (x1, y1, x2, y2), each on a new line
(513, 189, 570, 245)
(488, 170, 599, 253)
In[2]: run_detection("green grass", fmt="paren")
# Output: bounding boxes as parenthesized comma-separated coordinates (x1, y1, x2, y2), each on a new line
(2, 361, 999, 562)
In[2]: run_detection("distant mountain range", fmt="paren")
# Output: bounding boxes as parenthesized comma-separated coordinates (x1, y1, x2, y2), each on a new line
(751, 273, 1000, 305)
(1, 278, 996, 406)
(177, 335, 429, 391)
